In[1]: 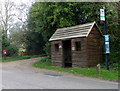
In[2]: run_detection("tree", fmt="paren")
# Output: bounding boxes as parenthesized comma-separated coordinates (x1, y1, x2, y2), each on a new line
(0, 0, 19, 56)
(28, 2, 119, 61)
(0, 0, 15, 37)
(28, 2, 103, 54)
(0, 26, 2, 58)
(25, 30, 45, 52)
(28, 2, 107, 41)
(10, 30, 27, 48)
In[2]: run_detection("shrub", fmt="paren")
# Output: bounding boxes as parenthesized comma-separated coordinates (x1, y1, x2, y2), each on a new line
(40, 57, 51, 62)
(21, 56, 31, 59)
(2, 35, 18, 57)
(100, 61, 119, 70)
(31, 54, 47, 58)
(44, 42, 51, 57)
(5, 44, 18, 57)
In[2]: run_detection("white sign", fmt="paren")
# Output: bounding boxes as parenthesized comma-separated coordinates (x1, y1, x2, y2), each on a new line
(72, 47, 75, 51)
(105, 42, 110, 54)
(59, 45, 62, 48)
(100, 9, 105, 21)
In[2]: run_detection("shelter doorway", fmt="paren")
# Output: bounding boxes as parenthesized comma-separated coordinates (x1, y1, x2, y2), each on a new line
(62, 40, 72, 68)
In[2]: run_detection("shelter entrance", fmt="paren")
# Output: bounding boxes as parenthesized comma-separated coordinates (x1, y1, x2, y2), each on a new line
(62, 40, 72, 68)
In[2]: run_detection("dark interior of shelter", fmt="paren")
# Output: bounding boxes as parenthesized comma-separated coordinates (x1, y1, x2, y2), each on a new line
(62, 40, 72, 68)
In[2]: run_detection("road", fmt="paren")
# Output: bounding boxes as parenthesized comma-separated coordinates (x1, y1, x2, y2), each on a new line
(0, 57, 119, 89)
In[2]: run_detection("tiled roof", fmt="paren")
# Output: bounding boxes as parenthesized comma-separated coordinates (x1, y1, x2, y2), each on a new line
(49, 21, 101, 41)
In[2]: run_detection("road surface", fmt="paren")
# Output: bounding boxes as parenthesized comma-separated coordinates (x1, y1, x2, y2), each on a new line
(0, 57, 118, 89)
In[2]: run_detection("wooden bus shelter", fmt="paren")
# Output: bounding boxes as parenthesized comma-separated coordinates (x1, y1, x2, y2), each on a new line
(49, 22, 103, 68)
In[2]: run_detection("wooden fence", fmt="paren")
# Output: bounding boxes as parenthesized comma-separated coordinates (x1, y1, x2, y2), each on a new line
(21, 51, 40, 56)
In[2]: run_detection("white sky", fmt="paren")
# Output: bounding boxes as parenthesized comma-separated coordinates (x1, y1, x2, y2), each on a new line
(0, 0, 35, 34)
(0, 0, 34, 5)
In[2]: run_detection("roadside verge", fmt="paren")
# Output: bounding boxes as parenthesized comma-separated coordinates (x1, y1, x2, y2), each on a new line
(33, 57, 119, 82)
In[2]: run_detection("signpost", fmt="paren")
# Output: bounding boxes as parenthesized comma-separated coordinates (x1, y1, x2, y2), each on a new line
(100, 9, 105, 21)
(100, 8, 110, 70)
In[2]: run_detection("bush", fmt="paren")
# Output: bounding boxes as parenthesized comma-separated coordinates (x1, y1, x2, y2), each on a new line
(40, 56, 51, 62)
(2, 35, 18, 57)
(21, 56, 31, 59)
(5, 44, 18, 57)
(109, 49, 119, 63)
(101, 47, 119, 70)
(31, 54, 47, 58)
(100, 61, 119, 70)
(44, 42, 51, 57)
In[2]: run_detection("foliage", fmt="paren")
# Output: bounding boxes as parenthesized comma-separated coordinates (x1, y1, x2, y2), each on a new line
(31, 54, 47, 58)
(40, 56, 51, 62)
(25, 30, 45, 52)
(19, 48, 26, 52)
(33, 57, 118, 81)
(10, 30, 27, 49)
(2, 34, 18, 57)
(5, 44, 18, 56)
(44, 42, 51, 57)
(100, 60, 119, 70)
(28, 2, 119, 63)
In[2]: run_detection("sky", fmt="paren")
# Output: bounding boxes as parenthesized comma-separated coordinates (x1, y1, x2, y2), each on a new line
(0, 0, 35, 35)
(0, 0, 34, 5)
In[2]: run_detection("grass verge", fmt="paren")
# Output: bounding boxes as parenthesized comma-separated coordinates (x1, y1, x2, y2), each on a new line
(0, 56, 31, 62)
(0, 54, 46, 62)
(33, 57, 118, 81)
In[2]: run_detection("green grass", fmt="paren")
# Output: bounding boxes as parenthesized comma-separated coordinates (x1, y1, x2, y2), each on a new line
(0, 54, 46, 62)
(33, 57, 119, 81)
(31, 54, 47, 58)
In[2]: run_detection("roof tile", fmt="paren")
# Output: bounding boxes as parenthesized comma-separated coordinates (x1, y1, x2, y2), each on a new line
(49, 21, 99, 41)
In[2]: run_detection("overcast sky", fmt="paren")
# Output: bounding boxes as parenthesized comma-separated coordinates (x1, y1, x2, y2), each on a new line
(0, 0, 35, 34)
(0, 0, 36, 33)
(0, 0, 34, 5)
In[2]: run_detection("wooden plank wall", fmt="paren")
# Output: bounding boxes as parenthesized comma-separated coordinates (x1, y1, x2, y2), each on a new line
(87, 25, 103, 67)
(51, 40, 63, 67)
(51, 25, 103, 68)
(71, 38, 88, 68)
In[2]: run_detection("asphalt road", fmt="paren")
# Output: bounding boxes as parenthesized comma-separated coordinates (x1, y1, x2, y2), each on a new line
(0, 58, 119, 89)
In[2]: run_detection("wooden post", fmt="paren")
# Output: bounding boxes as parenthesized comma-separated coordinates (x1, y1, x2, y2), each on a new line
(96, 64, 100, 74)
(4, 54, 6, 60)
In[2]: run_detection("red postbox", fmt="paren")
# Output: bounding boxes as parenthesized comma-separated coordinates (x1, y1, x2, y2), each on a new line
(3, 50, 7, 55)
